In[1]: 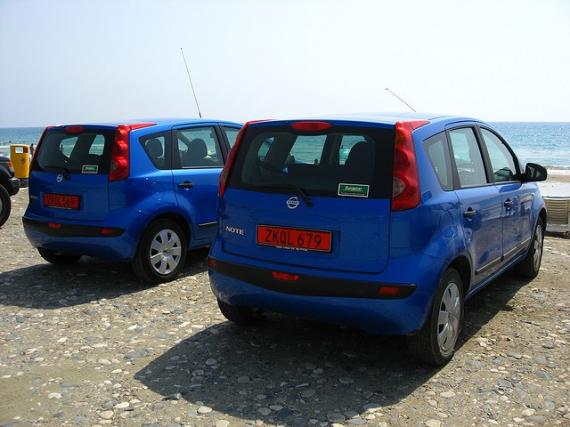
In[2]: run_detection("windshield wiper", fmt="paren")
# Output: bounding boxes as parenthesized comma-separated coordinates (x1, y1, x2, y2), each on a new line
(252, 182, 314, 208)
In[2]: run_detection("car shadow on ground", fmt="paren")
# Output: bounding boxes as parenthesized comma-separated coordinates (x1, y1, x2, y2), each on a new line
(0, 248, 210, 309)
(135, 273, 533, 425)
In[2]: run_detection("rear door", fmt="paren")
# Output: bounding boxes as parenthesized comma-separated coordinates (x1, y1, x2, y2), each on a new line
(172, 125, 224, 241)
(28, 126, 114, 221)
(220, 121, 395, 274)
(447, 126, 503, 279)
(478, 127, 532, 259)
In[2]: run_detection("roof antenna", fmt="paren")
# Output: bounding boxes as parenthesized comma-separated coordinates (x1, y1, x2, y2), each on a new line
(180, 47, 202, 118)
(385, 87, 416, 112)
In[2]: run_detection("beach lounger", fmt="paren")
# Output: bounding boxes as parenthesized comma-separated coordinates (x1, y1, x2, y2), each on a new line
(543, 196, 570, 235)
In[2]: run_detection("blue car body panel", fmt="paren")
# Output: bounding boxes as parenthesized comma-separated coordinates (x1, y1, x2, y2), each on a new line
(23, 119, 241, 261)
(209, 114, 546, 335)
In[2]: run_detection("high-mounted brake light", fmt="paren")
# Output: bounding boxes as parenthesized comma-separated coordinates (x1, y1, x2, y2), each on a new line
(219, 120, 268, 198)
(391, 120, 429, 211)
(291, 121, 332, 132)
(65, 125, 84, 134)
(109, 122, 154, 182)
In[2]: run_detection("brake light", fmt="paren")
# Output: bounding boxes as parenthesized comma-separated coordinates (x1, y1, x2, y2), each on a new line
(47, 222, 61, 229)
(291, 121, 332, 132)
(271, 271, 300, 282)
(391, 120, 429, 211)
(207, 257, 217, 269)
(6, 159, 13, 173)
(219, 120, 268, 198)
(65, 125, 84, 134)
(109, 122, 154, 182)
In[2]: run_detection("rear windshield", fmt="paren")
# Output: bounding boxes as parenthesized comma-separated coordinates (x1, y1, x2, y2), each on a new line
(229, 125, 395, 198)
(34, 128, 114, 174)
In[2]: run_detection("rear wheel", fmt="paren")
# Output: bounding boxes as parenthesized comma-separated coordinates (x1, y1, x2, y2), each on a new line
(515, 218, 544, 278)
(132, 219, 187, 284)
(407, 268, 464, 366)
(217, 298, 262, 326)
(0, 185, 11, 227)
(38, 248, 82, 265)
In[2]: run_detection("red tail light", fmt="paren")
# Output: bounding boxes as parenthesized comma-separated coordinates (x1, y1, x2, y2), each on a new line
(31, 126, 53, 168)
(291, 121, 332, 132)
(109, 122, 154, 182)
(378, 285, 401, 296)
(391, 120, 428, 211)
(219, 120, 268, 198)
(271, 271, 300, 282)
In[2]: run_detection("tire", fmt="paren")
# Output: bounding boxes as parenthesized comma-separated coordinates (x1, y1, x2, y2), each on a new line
(407, 268, 464, 366)
(0, 185, 11, 228)
(515, 218, 544, 278)
(217, 298, 262, 326)
(38, 248, 82, 265)
(132, 219, 187, 284)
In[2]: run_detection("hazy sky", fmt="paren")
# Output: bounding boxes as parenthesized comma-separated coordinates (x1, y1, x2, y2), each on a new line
(1, 0, 569, 127)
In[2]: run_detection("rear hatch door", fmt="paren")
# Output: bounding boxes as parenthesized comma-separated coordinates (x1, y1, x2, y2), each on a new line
(221, 120, 395, 274)
(28, 125, 115, 221)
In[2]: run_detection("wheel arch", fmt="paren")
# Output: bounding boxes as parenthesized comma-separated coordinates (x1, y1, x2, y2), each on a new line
(447, 255, 472, 297)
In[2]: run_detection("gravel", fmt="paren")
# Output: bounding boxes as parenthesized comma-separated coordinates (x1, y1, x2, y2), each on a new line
(1, 190, 569, 426)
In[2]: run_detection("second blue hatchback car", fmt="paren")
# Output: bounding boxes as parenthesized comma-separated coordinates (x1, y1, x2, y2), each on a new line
(23, 119, 241, 283)
(208, 113, 547, 365)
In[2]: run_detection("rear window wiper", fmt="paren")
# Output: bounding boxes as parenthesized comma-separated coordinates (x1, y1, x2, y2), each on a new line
(41, 165, 71, 178)
(252, 182, 314, 208)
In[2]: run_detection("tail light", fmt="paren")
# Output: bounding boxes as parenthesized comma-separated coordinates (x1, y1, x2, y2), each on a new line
(391, 120, 429, 211)
(30, 126, 53, 169)
(6, 159, 14, 173)
(219, 120, 268, 198)
(109, 122, 154, 182)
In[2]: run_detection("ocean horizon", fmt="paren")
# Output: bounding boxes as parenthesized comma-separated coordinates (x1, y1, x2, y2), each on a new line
(1, 121, 569, 169)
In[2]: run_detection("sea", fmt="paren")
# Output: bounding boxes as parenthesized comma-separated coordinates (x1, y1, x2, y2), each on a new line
(0, 122, 569, 169)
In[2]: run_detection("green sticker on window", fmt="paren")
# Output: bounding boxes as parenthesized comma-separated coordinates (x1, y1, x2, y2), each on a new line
(82, 164, 98, 174)
(338, 183, 369, 197)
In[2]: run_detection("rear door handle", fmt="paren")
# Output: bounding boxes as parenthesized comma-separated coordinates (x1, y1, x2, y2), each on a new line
(504, 199, 513, 209)
(178, 181, 193, 189)
(463, 207, 477, 219)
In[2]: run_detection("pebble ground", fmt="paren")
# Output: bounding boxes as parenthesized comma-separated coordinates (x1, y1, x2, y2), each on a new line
(1, 190, 569, 427)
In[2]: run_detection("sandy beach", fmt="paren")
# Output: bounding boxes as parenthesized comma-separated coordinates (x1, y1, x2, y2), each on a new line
(540, 169, 570, 197)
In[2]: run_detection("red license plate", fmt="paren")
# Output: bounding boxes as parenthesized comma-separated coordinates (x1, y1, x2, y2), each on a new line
(256, 225, 332, 252)
(43, 193, 80, 210)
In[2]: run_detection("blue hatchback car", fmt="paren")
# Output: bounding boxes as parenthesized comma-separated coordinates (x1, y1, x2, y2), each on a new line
(23, 119, 241, 283)
(208, 113, 547, 365)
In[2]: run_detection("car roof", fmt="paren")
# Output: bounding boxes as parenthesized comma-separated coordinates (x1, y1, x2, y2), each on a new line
(51, 118, 242, 128)
(250, 112, 484, 127)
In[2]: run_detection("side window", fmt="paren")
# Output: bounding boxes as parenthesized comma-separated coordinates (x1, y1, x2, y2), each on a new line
(289, 135, 327, 164)
(339, 135, 365, 165)
(480, 128, 517, 182)
(140, 133, 168, 170)
(175, 126, 223, 168)
(88, 135, 105, 156)
(423, 132, 453, 190)
(449, 128, 488, 187)
(223, 126, 240, 147)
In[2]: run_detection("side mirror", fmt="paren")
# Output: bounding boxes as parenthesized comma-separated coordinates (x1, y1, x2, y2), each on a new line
(524, 163, 547, 182)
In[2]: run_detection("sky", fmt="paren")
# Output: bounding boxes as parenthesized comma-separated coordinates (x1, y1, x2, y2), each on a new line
(0, 0, 569, 127)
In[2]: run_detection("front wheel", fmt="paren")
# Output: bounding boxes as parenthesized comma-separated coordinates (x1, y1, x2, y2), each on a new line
(132, 219, 187, 284)
(407, 268, 464, 366)
(38, 248, 82, 265)
(0, 185, 11, 228)
(515, 218, 544, 278)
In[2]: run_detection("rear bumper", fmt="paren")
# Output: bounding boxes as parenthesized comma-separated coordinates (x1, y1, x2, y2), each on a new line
(6, 177, 20, 195)
(209, 260, 427, 335)
(23, 216, 133, 261)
